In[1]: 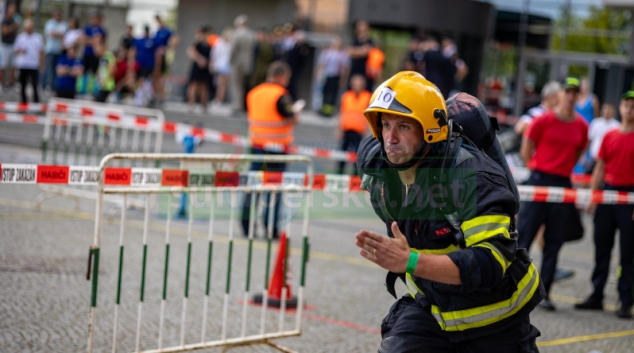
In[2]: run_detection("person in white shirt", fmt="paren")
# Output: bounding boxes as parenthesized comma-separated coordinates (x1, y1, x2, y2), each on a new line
(585, 103, 620, 173)
(211, 28, 232, 105)
(43, 10, 67, 91)
(63, 17, 82, 50)
(14, 19, 43, 103)
(514, 81, 560, 135)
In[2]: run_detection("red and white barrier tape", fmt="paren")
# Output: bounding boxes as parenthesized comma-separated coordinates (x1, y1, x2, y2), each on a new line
(0, 102, 357, 162)
(0, 163, 360, 191)
(0, 102, 47, 113)
(0, 163, 631, 204)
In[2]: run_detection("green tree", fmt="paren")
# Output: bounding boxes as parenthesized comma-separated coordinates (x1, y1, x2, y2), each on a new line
(552, 5, 631, 56)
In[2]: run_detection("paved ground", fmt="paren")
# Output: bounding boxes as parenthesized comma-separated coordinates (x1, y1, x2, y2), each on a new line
(1, 93, 634, 352)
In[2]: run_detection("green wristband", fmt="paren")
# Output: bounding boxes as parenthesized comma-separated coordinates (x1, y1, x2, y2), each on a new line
(406, 252, 419, 275)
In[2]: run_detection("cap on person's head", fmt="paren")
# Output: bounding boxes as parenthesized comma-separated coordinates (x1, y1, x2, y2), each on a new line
(561, 76, 581, 92)
(621, 90, 634, 100)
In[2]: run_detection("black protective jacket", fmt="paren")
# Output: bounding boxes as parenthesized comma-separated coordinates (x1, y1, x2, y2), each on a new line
(357, 137, 546, 343)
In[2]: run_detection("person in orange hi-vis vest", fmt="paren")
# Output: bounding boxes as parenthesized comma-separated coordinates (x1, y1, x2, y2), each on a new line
(366, 46, 385, 91)
(338, 74, 371, 174)
(241, 61, 301, 239)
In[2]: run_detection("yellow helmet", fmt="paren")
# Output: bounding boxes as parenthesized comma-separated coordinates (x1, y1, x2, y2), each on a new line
(363, 71, 448, 143)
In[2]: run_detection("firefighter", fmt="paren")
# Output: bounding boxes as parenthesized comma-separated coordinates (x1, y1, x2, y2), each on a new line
(575, 91, 634, 318)
(241, 61, 299, 239)
(354, 71, 544, 352)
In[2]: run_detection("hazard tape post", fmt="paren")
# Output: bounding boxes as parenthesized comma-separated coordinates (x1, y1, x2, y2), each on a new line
(84, 153, 313, 353)
(42, 98, 165, 167)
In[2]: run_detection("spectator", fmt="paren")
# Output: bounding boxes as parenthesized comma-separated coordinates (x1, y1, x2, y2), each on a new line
(422, 36, 455, 99)
(0, 3, 20, 89)
(94, 39, 116, 102)
(277, 23, 296, 60)
(518, 77, 588, 311)
(115, 46, 139, 103)
(515, 81, 560, 136)
(154, 14, 178, 104)
(404, 37, 423, 72)
(133, 26, 157, 107)
(230, 14, 255, 113)
(249, 28, 275, 90)
(575, 78, 599, 123)
(14, 19, 43, 103)
(120, 24, 134, 50)
(206, 26, 218, 48)
(55, 44, 83, 99)
(337, 74, 370, 175)
(316, 36, 349, 117)
(348, 20, 373, 91)
(202, 26, 216, 102)
(576, 91, 634, 319)
(573, 78, 600, 174)
(283, 30, 309, 100)
(514, 80, 575, 282)
(585, 103, 620, 174)
(211, 28, 232, 106)
(241, 61, 300, 239)
(442, 37, 468, 97)
(83, 11, 107, 78)
(134, 25, 156, 80)
(186, 27, 211, 113)
(43, 10, 67, 91)
(63, 17, 82, 50)
(365, 41, 384, 90)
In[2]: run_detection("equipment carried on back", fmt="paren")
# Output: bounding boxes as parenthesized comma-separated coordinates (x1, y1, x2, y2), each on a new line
(437, 93, 520, 248)
(445, 93, 520, 205)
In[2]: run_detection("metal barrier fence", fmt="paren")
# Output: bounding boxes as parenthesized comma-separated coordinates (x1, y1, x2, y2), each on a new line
(42, 99, 165, 167)
(87, 153, 313, 353)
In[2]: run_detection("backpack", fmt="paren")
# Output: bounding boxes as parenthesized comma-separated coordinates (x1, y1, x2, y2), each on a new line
(446, 93, 520, 206)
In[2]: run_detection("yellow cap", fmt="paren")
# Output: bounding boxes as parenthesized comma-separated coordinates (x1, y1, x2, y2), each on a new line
(363, 71, 448, 143)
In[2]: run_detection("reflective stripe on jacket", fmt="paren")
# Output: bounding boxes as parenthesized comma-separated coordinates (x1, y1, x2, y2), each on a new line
(247, 82, 293, 146)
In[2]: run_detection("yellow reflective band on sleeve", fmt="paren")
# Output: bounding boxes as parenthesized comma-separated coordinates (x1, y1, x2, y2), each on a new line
(461, 215, 511, 247)
(406, 273, 424, 298)
(431, 263, 540, 332)
(410, 245, 460, 256)
(474, 242, 511, 274)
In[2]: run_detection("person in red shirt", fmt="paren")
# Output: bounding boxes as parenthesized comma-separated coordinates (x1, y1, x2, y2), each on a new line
(337, 74, 371, 174)
(575, 91, 634, 318)
(518, 77, 588, 311)
(114, 46, 139, 102)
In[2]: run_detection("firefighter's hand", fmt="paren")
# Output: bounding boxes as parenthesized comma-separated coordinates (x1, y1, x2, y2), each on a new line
(355, 221, 410, 273)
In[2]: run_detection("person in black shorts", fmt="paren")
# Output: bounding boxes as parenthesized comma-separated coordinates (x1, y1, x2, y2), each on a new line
(186, 27, 211, 113)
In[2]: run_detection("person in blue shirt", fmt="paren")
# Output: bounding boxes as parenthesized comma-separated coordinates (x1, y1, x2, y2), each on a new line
(153, 15, 178, 103)
(134, 25, 157, 79)
(133, 25, 158, 107)
(83, 11, 107, 75)
(55, 44, 84, 99)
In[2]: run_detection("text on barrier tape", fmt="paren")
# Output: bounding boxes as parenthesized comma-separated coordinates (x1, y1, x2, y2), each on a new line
(2, 163, 634, 204)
